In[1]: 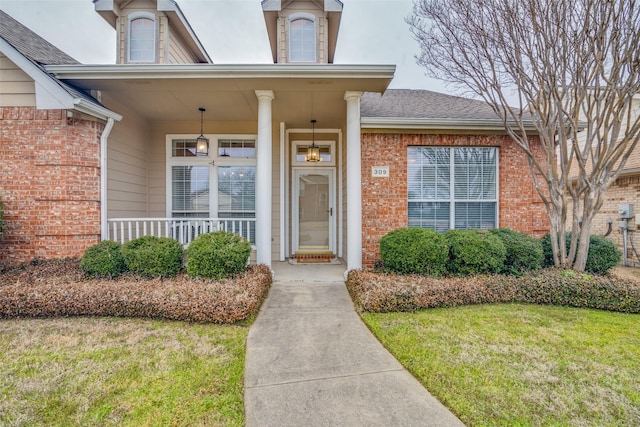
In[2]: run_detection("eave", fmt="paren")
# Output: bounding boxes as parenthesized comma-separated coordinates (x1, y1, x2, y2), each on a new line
(361, 117, 539, 132)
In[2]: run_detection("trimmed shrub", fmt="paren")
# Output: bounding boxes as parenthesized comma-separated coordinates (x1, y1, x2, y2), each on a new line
(186, 231, 252, 279)
(346, 269, 640, 314)
(541, 232, 621, 274)
(121, 236, 183, 278)
(80, 240, 126, 279)
(446, 229, 506, 275)
(585, 235, 621, 275)
(0, 259, 272, 324)
(489, 228, 543, 275)
(379, 227, 449, 276)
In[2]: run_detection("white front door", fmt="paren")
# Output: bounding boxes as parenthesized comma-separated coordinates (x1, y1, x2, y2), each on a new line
(292, 168, 335, 254)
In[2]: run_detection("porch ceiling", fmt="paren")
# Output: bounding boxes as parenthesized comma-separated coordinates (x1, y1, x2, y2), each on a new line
(46, 64, 396, 129)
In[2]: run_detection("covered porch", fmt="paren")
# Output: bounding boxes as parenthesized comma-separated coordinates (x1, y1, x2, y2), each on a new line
(47, 64, 395, 269)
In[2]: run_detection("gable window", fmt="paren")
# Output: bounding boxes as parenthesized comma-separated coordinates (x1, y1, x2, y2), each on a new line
(408, 147, 498, 232)
(289, 16, 316, 62)
(129, 13, 155, 63)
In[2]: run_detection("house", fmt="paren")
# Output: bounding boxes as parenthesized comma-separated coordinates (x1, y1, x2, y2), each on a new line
(0, 0, 547, 270)
(568, 94, 640, 265)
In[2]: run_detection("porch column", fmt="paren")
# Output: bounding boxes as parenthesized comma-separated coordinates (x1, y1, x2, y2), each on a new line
(255, 90, 275, 266)
(345, 91, 363, 271)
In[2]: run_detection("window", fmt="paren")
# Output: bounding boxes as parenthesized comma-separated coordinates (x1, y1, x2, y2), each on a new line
(218, 166, 255, 218)
(167, 135, 257, 222)
(218, 139, 256, 158)
(129, 14, 155, 63)
(408, 147, 498, 232)
(289, 16, 316, 62)
(171, 165, 210, 218)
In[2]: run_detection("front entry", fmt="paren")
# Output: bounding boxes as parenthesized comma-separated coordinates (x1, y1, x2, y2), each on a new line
(292, 168, 335, 257)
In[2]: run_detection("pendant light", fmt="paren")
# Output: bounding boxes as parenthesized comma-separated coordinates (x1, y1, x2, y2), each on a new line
(306, 119, 320, 162)
(195, 107, 209, 156)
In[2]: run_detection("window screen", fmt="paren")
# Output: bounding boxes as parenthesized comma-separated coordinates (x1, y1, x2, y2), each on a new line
(408, 147, 497, 231)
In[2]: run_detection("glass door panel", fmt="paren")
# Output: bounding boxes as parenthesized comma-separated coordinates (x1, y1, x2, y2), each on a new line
(293, 169, 334, 254)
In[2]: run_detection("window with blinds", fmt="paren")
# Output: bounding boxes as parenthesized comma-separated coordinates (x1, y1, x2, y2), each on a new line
(408, 147, 497, 231)
(171, 165, 210, 217)
(217, 166, 256, 218)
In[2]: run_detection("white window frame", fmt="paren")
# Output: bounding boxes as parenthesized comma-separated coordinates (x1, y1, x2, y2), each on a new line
(292, 140, 336, 166)
(407, 146, 500, 231)
(288, 13, 316, 63)
(127, 12, 156, 63)
(166, 134, 257, 218)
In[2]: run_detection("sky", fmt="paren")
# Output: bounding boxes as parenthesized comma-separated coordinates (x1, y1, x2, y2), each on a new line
(0, 0, 453, 94)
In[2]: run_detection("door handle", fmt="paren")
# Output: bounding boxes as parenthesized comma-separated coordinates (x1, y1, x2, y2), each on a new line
(327, 207, 333, 216)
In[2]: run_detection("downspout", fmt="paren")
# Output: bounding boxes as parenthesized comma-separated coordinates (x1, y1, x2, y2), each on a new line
(100, 117, 115, 240)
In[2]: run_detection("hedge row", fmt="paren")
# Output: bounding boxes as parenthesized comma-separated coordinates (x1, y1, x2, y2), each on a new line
(380, 228, 621, 276)
(81, 231, 251, 279)
(0, 259, 272, 324)
(346, 269, 640, 314)
(380, 228, 544, 276)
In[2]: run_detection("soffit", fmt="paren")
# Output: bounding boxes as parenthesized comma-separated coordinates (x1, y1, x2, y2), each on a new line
(46, 64, 394, 128)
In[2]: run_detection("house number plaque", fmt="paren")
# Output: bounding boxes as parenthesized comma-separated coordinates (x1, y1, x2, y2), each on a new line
(371, 166, 389, 177)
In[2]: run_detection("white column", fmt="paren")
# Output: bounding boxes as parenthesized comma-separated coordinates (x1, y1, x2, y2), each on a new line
(255, 90, 275, 266)
(345, 91, 363, 271)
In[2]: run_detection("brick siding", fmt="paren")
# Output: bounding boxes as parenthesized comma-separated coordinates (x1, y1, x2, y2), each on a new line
(360, 133, 548, 268)
(569, 173, 640, 267)
(0, 107, 103, 264)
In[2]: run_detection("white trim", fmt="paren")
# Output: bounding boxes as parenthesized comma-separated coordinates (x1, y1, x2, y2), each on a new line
(46, 63, 396, 80)
(0, 38, 121, 120)
(292, 140, 336, 166)
(361, 117, 538, 131)
(164, 134, 257, 218)
(279, 121, 286, 261)
(291, 168, 336, 254)
(337, 129, 343, 258)
(100, 118, 116, 240)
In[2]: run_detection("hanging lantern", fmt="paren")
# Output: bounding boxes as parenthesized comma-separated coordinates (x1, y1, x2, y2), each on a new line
(195, 107, 209, 156)
(306, 119, 321, 162)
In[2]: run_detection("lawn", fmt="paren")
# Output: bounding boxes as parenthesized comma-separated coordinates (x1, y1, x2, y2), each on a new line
(0, 317, 247, 426)
(362, 304, 640, 426)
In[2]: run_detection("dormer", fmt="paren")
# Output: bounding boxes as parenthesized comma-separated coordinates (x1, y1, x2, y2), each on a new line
(262, 0, 343, 64)
(94, 0, 211, 64)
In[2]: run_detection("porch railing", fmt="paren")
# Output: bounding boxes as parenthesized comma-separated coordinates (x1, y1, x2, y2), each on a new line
(106, 218, 256, 246)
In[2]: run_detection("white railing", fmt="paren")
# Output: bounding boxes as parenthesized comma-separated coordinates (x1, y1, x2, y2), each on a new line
(106, 217, 256, 246)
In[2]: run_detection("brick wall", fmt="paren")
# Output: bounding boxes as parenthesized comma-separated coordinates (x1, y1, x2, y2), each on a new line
(0, 107, 104, 264)
(360, 132, 548, 268)
(568, 173, 640, 267)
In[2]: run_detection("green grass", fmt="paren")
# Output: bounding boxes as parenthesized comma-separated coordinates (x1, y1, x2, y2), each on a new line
(362, 304, 640, 426)
(0, 317, 247, 426)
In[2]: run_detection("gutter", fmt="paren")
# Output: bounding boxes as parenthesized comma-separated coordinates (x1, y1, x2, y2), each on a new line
(73, 98, 122, 122)
(45, 63, 397, 80)
(361, 117, 539, 132)
(100, 117, 116, 241)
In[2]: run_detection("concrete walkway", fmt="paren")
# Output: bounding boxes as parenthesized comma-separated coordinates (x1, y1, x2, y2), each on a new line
(244, 262, 464, 427)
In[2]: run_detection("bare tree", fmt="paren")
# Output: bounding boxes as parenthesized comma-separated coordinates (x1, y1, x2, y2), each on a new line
(407, 0, 640, 271)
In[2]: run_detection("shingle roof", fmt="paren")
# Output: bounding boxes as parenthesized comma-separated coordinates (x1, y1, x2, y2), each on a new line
(0, 10, 115, 116)
(0, 10, 78, 65)
(361, 89, 500, 120)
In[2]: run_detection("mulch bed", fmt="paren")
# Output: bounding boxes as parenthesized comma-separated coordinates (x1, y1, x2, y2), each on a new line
(0, 259, 272, 324)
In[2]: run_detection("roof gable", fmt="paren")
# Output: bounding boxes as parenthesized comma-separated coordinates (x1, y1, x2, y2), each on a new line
(0, 10, 78, 65)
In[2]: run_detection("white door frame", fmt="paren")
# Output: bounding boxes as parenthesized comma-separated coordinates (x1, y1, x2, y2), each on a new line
(291, 167, 336, 254)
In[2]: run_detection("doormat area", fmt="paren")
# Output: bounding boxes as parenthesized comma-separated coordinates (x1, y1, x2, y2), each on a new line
(288, 254, 341, 265)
